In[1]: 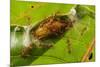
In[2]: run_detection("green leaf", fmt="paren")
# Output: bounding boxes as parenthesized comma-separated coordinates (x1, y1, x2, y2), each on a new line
(11, 0, 75, 26)
(31, 15, 95, 65)
(10, 1, 95, 66)
(75, 5, 95, 18)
